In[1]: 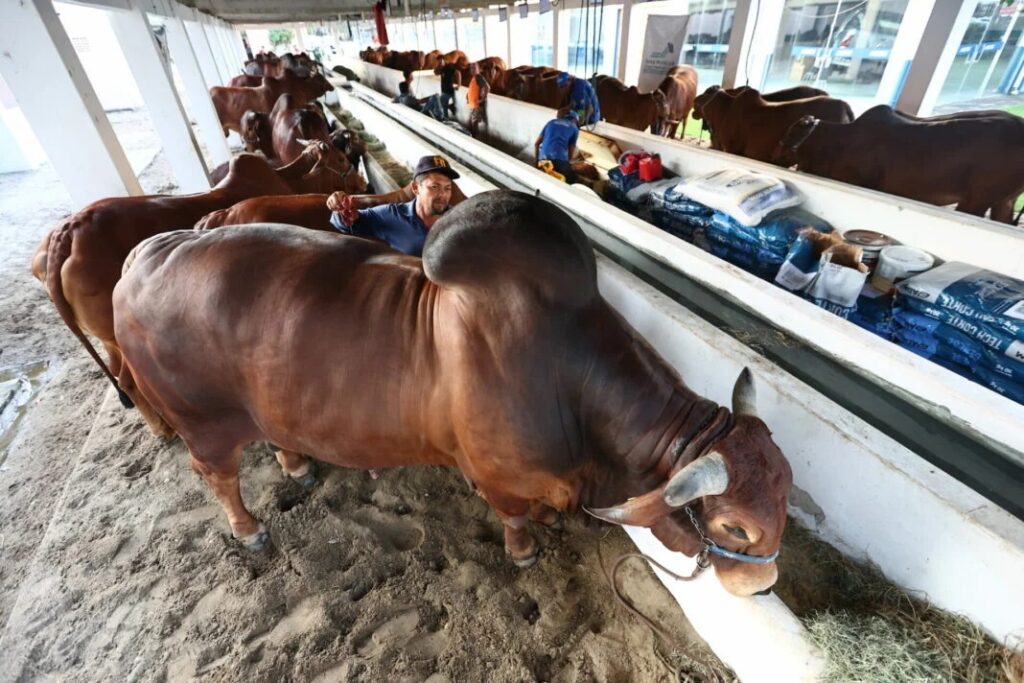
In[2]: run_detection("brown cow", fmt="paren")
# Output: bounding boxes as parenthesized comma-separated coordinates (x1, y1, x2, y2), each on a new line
(210, 70, 333, 135)
(773, 107, 1024, 224)
(508, 69, 570, 108)
(229, 74, 263, 88)
(30, 153, 300, 435)
(112, 191, 793, 596)
(692, 85, 854, 162)
(596, 76, 670, 134)
(656, 65, 698, 139)
(195, 181, 470, 233)
(208, 139, 365, 194)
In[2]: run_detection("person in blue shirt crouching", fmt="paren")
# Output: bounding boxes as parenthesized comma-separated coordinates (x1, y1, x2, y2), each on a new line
(327, 156, 458, 257)
(535, 109, 581, 184)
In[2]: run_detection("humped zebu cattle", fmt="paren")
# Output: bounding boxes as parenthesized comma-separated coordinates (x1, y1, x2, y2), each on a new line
(195, 181, 469, 233)
(112, 190, 793, 596)
(29, 150, 332, 435)
(595, 75, 670, 135)
(507, 68, 570, 108)
(210, 70, 333, 135)
(692, 85, 854, 162)
(772, 106, 1024, 224)
(655, 65, 699, 139)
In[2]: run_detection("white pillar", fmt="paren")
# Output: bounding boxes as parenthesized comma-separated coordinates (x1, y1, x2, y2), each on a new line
(160, 0, 231, 166)
(616, 0, 633, 81)
(896, 0, 979, 115)
(552, 5, 561, 70)
(874, 0, 936, 107)
(0, 0, 141, 207)
(296, 23, 307, 52)
(198, 13, 229, 83)
(722, 0, 786, 89)
(213, 19, 240, 75)
(108, 0, 210, 192)
(178, 5, 222, 86)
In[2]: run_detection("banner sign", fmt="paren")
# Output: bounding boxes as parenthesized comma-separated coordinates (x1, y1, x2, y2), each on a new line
(638, 14, 690, 92)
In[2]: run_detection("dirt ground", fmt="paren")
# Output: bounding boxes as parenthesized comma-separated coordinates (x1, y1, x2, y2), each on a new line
(0, 110, 728, 682)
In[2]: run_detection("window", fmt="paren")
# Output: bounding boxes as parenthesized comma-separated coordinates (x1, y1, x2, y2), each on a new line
(684, 0, 737, 88)
(456, 14, 486, 60)
(484, 12, 509, 64)
(562, 4, 621, 77)
(764, 1, 911, 100)
(936, 1, 1024, 110)
(510, 4, 554, 67)
(435, 16, 457, 52)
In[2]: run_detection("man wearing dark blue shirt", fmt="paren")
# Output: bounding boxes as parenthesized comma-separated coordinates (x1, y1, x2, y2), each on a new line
(556, 72, 601, 126)
(535, 110, 581, 183)
(326, 155, 459, 257)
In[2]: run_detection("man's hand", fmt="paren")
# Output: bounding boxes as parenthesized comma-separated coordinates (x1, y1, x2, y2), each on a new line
(327, 191, 358, 225)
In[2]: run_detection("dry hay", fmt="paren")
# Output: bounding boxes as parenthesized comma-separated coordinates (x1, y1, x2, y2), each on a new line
(775, 521, 1024, 682)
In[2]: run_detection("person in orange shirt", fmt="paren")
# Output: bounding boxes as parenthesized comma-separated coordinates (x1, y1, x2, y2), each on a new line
(466, 62, 490, 137)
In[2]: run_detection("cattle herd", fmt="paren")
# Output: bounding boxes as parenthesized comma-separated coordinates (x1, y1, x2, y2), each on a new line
(363, 48, 1024, 224)
(30, 50, 795, 598)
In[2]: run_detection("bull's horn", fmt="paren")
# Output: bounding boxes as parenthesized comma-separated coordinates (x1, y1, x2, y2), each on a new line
(296, 138, 313, 146)
(663, 451, 730, 507)
(583, 485, 674, 528)
(732, 367, 757, 417)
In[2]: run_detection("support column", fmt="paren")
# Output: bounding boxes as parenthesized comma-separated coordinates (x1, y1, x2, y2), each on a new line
(0, 0, 141, 207)
(722, 0, 786, 89)
(552, 5, 561, 70)
(212, 19, 239, 75)
(178, 5, 223, 86)
(616, 0, 632, 81)
(895, 0, 979, 115)
(160, 0, 231, 166)
(874, 0, 935, 107)
(109, 0, 210, 192)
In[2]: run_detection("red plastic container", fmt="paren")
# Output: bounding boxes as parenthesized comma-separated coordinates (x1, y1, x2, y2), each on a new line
(638, 154, 662, 182)
(618, 151, 645, 175)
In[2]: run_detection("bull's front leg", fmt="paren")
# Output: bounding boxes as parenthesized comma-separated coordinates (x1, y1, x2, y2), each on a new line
(477, 489, 540, 568)
(274, 448, 317, 489)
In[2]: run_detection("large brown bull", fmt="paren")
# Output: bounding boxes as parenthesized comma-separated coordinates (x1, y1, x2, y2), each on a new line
(507, 68, 569, 108)
(773, 106, 1024, 224)
(30, 153, 305, 436)
(595, 75, 670, 134)
(656, 65, 698, 139)
(112, 191, 792, 596)
(210, 71, 333, 134)
(692, 85, 854, 163)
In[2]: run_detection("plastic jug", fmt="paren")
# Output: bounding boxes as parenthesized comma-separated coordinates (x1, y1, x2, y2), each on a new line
(638, 154, 662, 182)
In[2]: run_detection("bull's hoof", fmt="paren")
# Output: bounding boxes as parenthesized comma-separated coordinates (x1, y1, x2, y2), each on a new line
(512, 551, 539, 569)
(236, 524, 269, 552)
(291, 462, 317, 490)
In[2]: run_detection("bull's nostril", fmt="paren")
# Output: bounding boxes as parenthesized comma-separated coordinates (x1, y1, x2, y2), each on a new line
(754, 588, 772, 596)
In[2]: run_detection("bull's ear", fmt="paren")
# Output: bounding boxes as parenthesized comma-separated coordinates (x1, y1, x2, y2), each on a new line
(584, 485, 674, 527)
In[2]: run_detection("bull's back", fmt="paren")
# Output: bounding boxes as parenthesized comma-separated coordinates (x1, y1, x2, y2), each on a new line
(115, 225, 440, 461)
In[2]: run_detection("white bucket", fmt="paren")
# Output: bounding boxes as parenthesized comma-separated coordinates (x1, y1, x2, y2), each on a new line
(870, 246, 935, 293)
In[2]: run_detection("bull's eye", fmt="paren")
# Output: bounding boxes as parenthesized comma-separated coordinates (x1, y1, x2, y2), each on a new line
(723, 524, 749, 541)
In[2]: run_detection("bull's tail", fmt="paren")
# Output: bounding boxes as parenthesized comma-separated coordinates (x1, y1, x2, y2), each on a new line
(45, 220, 134, 408)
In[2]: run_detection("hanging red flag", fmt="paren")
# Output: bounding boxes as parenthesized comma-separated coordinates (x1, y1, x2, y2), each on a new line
(373, 1, 390, 46)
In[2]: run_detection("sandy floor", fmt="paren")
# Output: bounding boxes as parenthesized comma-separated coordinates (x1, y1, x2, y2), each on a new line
(0, 110, 729, 682)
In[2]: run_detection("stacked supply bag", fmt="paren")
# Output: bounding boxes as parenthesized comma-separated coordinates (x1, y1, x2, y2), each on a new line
(606, 150, 668, 220)
(651, 169, 831, 280)
(774, 230, 870, 321)
(895, 263, 1024, 405)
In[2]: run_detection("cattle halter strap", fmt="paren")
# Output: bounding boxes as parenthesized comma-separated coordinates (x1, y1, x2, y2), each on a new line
(684, 505, 780, 565)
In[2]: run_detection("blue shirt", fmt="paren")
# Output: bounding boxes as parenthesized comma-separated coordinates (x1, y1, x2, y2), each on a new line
(330, 199, 430, 256)
(568, 78, 601, 125)
(538, 118, 579, 161)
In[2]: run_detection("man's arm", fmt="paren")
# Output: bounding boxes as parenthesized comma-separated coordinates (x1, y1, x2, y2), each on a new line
(534, 133, 544, 161)
(453, 70, 461, 89)
(478, 75, 490, 101)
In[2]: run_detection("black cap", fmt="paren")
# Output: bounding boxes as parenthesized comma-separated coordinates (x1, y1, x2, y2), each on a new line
(413, 155, 460, 180)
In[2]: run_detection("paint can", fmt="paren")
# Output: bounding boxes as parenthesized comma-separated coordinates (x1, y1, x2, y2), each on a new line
(870, 246, 935, 293)
(842, 230, 895, 271)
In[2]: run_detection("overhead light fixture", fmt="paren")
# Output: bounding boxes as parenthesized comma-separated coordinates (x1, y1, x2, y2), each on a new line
(518, 2, 528, 19)
(539, 0, 551, 14)
(472, 8, 480, 21)
(498, 6, 508, 21)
